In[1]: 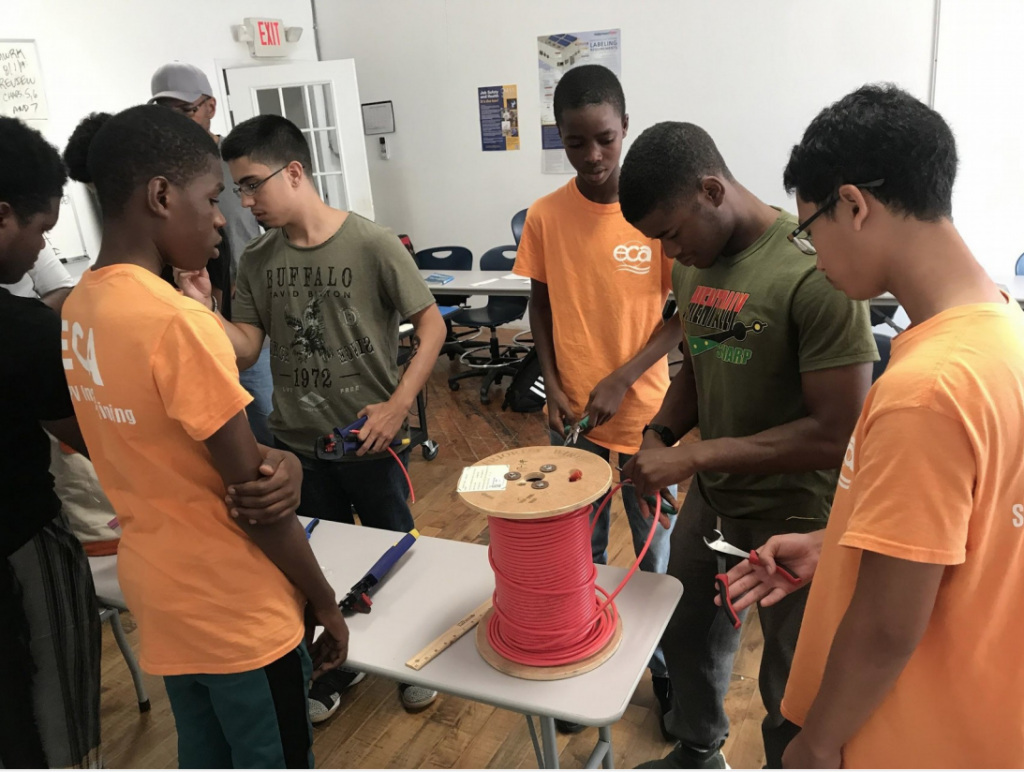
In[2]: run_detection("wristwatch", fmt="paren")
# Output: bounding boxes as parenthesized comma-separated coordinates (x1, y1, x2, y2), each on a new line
(643, 423, 677, 447)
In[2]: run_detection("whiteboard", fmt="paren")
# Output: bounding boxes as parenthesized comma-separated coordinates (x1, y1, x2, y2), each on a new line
(933, 0, 1024, 278)
(1, 39, 88, 260)
(0, 40, 49, 120)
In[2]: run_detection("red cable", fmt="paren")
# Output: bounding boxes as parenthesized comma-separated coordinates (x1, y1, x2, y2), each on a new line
(387, 446, 416, 504)
(486, 484, 659, 667)
(349, 428, 416, 504)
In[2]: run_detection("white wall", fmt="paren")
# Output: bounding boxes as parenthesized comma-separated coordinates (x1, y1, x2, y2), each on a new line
(315, 0, 936, 259)
(6, 0, 318, 256)
(933, 0, 1024, 278)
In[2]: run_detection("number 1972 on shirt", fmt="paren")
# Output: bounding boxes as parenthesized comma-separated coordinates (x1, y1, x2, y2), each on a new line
(292, 367, 332, 389)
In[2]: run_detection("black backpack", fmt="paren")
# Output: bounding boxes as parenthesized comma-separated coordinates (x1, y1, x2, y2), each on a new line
(501, 347, 546, 412)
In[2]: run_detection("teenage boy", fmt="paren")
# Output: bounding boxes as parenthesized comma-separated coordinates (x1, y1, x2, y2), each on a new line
(176, 114, 447, 719)
(62, 105, 347, 768)
(513, 65, 682, 734)
(719, 85, 1024, 769)
(618, 122, 878, 768)
(0, 116, 100, 769)
(149, 62, 273, 443)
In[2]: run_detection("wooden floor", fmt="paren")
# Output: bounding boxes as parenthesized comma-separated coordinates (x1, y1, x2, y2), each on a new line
(98, 345, 767, 769)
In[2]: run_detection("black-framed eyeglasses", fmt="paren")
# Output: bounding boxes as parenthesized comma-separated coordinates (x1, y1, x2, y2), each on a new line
(233, 166, 288, 198)
(788, 179, 885, 256)
(159, 95, 210, 116)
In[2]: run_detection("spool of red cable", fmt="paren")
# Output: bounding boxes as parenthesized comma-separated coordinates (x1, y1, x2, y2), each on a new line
(459, 447, 659, 681)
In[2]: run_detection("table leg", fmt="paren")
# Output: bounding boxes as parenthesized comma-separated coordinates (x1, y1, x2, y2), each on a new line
(539, 715, 560, 769)
(599, 725, 614, 769)
(525, 715, 544, 768)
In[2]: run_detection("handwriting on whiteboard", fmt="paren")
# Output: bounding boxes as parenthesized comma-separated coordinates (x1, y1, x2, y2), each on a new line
(0, 42, 49, 120)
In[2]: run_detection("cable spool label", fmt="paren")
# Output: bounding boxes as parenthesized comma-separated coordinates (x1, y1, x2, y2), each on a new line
(457, 465, 511, 493)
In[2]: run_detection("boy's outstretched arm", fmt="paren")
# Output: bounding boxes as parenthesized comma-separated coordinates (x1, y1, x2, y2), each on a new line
(204, 411, 349, 675)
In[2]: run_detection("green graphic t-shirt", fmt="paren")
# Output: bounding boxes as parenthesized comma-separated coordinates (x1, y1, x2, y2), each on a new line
(233, 214, 436, 459)
(673, 210, 878, 522)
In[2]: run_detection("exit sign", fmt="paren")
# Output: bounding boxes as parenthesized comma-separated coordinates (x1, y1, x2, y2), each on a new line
(244, 17, 285, 57)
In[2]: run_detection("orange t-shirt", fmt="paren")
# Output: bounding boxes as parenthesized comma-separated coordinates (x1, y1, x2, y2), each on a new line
(62, 265, 304, 676)
(782, 296, 1024, 768)
(514, 179, 673, 453)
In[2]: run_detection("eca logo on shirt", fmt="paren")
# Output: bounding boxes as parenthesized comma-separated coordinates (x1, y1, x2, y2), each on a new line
(61, 320, 103, 385)
(838, 437, 855, 490)
(613, 242, 652, 275)
(1013, 503, 1024, 528)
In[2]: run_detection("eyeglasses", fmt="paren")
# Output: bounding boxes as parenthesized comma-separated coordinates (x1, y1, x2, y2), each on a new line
(233, 166, 288, 198)
(159, 96, 210, 116)
(788, 179, 885, 256)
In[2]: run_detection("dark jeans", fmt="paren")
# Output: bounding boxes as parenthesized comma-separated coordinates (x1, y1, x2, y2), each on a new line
(662, 483, 813, 768)
(276, 439, 414, 532)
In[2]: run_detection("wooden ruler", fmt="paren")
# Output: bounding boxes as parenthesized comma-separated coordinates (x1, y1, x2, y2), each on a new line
(405, 597, 492, 670)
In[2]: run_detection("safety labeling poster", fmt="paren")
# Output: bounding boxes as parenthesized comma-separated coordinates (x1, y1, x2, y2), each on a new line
(537, 28, 621, 173)
(478, 84, 520, 151)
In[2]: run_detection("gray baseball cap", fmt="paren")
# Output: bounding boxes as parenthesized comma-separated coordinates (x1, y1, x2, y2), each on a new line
(149, 62, 213, 104)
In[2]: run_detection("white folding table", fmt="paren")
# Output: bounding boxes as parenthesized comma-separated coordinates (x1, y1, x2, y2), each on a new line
(305, 520, 683, 769)
(420, 268, 532, 297)
(420, 268, 1024, 308)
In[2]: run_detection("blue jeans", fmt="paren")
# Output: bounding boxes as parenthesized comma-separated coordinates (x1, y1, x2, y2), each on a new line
(278, 439, 415, 532)
(549, 431, 676, 678)
(240, 347, 274, 446)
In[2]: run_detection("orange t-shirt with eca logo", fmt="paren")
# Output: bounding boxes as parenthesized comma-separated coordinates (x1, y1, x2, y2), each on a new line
(782, 296, 1024, 768)
(514, 179, 673, 453)
(62, 265, 304, 676)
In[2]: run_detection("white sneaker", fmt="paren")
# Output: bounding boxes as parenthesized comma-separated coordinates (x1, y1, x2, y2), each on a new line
(399, 682, 438, 712)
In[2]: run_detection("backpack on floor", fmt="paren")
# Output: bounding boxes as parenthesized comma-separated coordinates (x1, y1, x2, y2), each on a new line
(501, 347, 546, 413)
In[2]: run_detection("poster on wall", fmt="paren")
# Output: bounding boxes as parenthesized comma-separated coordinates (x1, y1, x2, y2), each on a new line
(537, 29, 621, 173)
(478, 85, 520, 151)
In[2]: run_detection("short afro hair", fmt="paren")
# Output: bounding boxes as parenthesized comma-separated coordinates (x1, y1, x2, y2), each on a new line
(783, 84, 957, 221)
(221, 114, 312, 174)
(87, 104, 219, 218)
(0, 116, 67, 220)
(553, 64, 625, 126)
(64, 112, 112, 184)
(619, 122, 733, 225)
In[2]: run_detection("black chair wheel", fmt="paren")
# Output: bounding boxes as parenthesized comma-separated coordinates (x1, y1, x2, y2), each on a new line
(480, 394, 491, 405)
(449, 382, 460, 392)
(422, 444, 439, 461)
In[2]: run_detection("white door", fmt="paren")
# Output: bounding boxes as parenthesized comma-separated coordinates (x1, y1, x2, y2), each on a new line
(224, 60, 374, 220)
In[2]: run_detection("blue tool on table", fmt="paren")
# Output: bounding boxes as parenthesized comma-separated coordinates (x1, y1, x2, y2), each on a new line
(304, 519, 320, 540)
(315, 415, 412, 460)
(339, 529, 420, 614)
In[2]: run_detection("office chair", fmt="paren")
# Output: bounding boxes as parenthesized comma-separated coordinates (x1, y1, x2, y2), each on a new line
(448, 246, 530, 404)
(509, 209, 534, 346)
(511, 209, 528, 247)
(415, 246, 480, 356)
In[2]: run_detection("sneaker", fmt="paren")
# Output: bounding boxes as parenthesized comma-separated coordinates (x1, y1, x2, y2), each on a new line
(307, 669, 365, 724)
(399, 683, 438, 712)
(554, 719, 585, 734)
(636, 743, 728, 769)
(651, 675, 674, 742)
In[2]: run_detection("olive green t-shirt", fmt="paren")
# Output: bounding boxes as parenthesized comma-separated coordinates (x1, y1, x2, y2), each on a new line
(233, 214, 436, 458)
(673, 210, 877, 522)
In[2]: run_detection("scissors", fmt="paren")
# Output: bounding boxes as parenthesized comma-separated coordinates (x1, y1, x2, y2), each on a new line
(703, 529, 801, 585)
(703, 528, 801, 629)
(562, 414, 591, 446)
